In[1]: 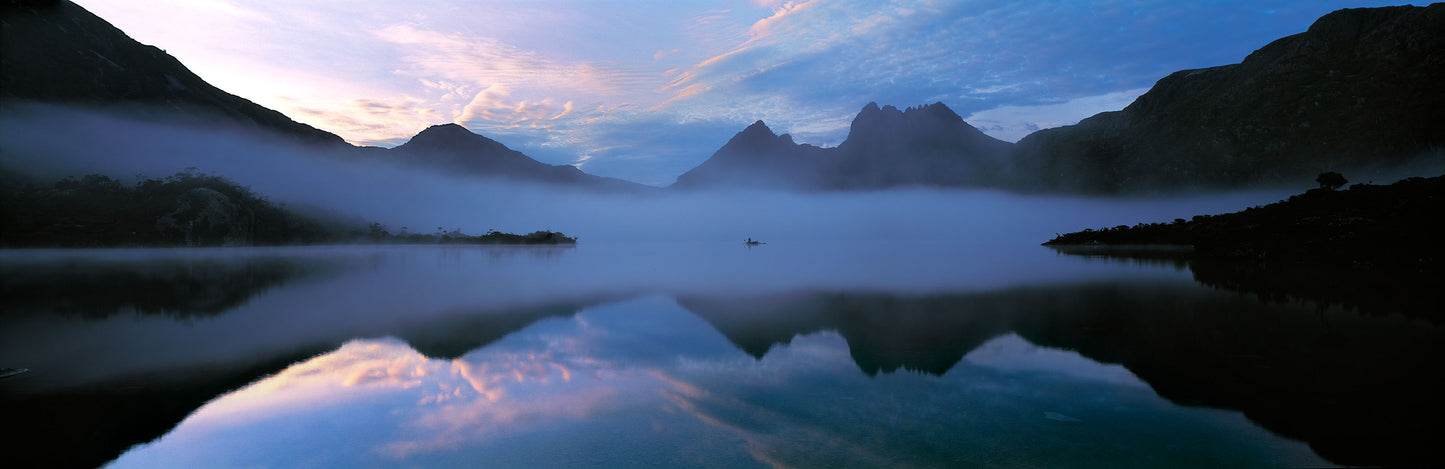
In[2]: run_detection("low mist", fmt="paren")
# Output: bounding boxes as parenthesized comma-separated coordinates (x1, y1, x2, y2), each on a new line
(1, 105, 1300, 245)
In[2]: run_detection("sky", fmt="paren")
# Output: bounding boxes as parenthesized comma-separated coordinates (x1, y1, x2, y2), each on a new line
(75, 0, 1424, 186)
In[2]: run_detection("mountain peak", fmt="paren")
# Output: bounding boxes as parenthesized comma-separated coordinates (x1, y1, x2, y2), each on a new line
(742, 120, 774, 135)
(848, 101, 969, 135)
(400, 123, 495, 149)
(918, 101, 961, 120)
(392, 122, 518, 163)
(415, 123, 474, 138)
(676, 100, 1012, 190)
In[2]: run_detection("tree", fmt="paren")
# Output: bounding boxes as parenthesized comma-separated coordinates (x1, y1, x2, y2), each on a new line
(1316, 171, 1347, 190)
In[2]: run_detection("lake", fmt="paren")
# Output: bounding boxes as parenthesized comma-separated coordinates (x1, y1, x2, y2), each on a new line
(1, 241, 1440, 468)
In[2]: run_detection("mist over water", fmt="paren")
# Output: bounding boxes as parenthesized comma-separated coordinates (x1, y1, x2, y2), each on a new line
(5, 106, 1440, 466)
(1, 105, 1299, 244)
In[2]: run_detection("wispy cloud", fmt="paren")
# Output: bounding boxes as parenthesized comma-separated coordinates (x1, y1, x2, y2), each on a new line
(72, 0, 1424, 183)
(290, 96, 446, 147)
(375, 24, 660, 98)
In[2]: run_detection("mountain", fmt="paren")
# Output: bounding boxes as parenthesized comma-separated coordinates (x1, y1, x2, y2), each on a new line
(672, 120, 830, 189)
(834, 102, 1013, 188)
(1008, 4, 1445, 194)
(673, 102, 1012, 190)
(677, 5, 1444, 194)
(387, 123, 650, 191)
(1044, 174, 1445, 276)
(1, 1, 654, 191)
(0, 0, 345, 145)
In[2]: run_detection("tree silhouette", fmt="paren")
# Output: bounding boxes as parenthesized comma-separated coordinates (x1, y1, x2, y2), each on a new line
(1316, 171, 1347, 190)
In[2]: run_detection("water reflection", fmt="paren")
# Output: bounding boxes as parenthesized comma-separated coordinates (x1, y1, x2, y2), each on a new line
(109, 297, 1327, 468)
(1, 243, 1439, 467)
(1048, 244, 1445, 322)
(680, 283, 1445, 466)
(0, 248, 352, 318)
(0, 245, 601, 469)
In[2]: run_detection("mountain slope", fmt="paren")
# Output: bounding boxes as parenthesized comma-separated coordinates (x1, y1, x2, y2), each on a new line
(389, 124, 652, 192)
(1009, 4, 1445, 194)
(1044, 174, 1445, 274)
(0, 0, 345, 145)
(673, 102, 1012, 190)
(672, 120, 831, 189)
(836, 102, 1013, 188)
(2, 1, 655, 191)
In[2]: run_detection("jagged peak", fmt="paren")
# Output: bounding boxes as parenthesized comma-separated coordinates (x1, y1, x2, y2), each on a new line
(739, 120, 777, 137)
(913, 101, 962, 121)
(849, 101, 964, 135)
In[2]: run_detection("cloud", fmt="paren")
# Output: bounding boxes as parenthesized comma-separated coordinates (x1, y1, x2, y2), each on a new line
(70, 0, 1425, 184)
(155, 0, 271, 22)
(289, 96, 446, 146)
(364, 22, 686, 166)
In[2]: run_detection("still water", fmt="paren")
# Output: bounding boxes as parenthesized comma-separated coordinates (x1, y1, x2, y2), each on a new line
(1, 242, 1440, 468)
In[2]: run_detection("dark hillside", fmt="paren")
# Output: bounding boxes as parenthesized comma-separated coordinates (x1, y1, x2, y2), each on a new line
(1, 1, 345, 145)
(1010, 4, 1445, 193)
(1044, 174, 1445, 274)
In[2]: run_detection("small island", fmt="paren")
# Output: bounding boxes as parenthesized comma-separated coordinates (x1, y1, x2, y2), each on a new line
(0, 169, 575, 247)
(365, 227, 576, 245)
(1044, 173, 1444, 274)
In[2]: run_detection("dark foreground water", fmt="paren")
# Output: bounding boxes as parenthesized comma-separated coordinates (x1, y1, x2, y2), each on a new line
(1, 242, 1440, 468)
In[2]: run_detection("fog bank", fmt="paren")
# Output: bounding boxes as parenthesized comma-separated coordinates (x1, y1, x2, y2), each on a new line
(1, 105, 1301, 244)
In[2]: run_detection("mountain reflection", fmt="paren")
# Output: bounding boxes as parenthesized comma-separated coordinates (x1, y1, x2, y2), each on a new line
(0, 246, 603, 469)
(4, 244, 1440, 468)
(108, 296, 1330, 468)
(680, 292, 1012, 375)
(1048, 244, 1445, 322)
(680, 282, 1444, 467)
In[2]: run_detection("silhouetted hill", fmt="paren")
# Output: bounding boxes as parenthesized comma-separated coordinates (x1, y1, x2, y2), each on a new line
(673, 121, 830, 189)
(0, 169, 356, 247)
(388, 123, 650, 192)
(0, 169, 579, 247)
(673, 102, 1011, 190)
(1, 2, 654, 191)
(0, 0, 345, 145)
(1044, 174, 1445, 274)
(1009, 4, 1445, 193)
(836, 102, 1013, 188)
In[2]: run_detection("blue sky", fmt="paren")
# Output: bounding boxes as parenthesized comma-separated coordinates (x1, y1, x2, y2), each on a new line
(76, 0, 1423, 185)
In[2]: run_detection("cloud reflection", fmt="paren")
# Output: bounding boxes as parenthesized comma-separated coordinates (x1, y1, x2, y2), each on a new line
(107, 295, 1326, 468)
(134, 325, 695, 464)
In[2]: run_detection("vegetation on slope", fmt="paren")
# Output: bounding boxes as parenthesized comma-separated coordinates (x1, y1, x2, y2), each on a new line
(1044, 173, 1444, 273)
(0, 169, 575, 247)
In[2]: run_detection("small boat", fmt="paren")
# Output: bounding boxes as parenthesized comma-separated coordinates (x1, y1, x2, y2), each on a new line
(745, 238, 765, 245)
